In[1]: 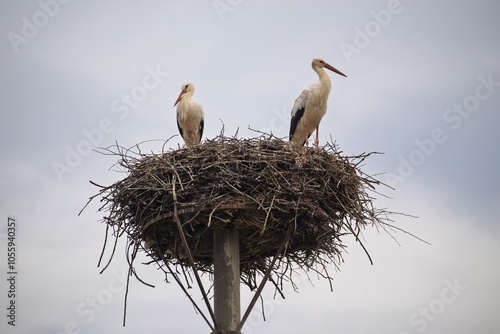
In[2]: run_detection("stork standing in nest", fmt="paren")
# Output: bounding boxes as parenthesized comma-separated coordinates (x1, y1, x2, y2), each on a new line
(174, 83, 205, 147)
(289, 58, 347, 146)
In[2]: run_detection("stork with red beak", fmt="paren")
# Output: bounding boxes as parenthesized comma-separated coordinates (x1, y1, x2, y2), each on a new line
(289, 58, 347, 146)
(174, 83, 204, 147)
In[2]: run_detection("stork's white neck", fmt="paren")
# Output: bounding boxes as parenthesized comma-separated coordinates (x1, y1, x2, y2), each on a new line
(313, 66, 332, 96)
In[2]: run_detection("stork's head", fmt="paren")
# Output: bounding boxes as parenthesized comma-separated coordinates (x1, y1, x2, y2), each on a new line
(174, 82, 195, 107)
(312, 58, 347, 78)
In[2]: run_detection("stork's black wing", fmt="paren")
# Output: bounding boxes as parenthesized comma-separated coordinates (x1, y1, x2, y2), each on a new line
(289, 89, 308, 142)
(176, 111, 184, 139)
(289, 107, 304, 141)
(199, 118, 204, 143)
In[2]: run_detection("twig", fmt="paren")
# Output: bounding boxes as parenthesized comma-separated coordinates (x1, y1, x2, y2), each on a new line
(171, 175, 219, 332)
(237, 223, 294, 333)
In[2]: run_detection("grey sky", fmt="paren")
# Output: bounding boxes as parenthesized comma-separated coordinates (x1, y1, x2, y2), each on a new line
(1, 1, 499, 333)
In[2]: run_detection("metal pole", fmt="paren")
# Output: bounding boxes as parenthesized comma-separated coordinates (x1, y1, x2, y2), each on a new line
(213, 228, 240, 333)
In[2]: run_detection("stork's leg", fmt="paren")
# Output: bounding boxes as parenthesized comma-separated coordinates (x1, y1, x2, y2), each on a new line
(305, 137, 309, 147)
(315, 126, 319, 147)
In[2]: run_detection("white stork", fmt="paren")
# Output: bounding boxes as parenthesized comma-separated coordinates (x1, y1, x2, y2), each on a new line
(174, 83, 205, 147)
(289, 58, 347, 146)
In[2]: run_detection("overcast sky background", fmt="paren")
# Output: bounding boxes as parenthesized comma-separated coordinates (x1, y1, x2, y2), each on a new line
(1, 1, 500, 333)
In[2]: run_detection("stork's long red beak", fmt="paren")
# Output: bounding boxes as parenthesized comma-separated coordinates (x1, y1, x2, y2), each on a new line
(325, 63, 347, 78)
(174, 90, 186, 107)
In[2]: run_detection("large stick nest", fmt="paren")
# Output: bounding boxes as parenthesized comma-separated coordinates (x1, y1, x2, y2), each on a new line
(89, 134, 397, 291)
